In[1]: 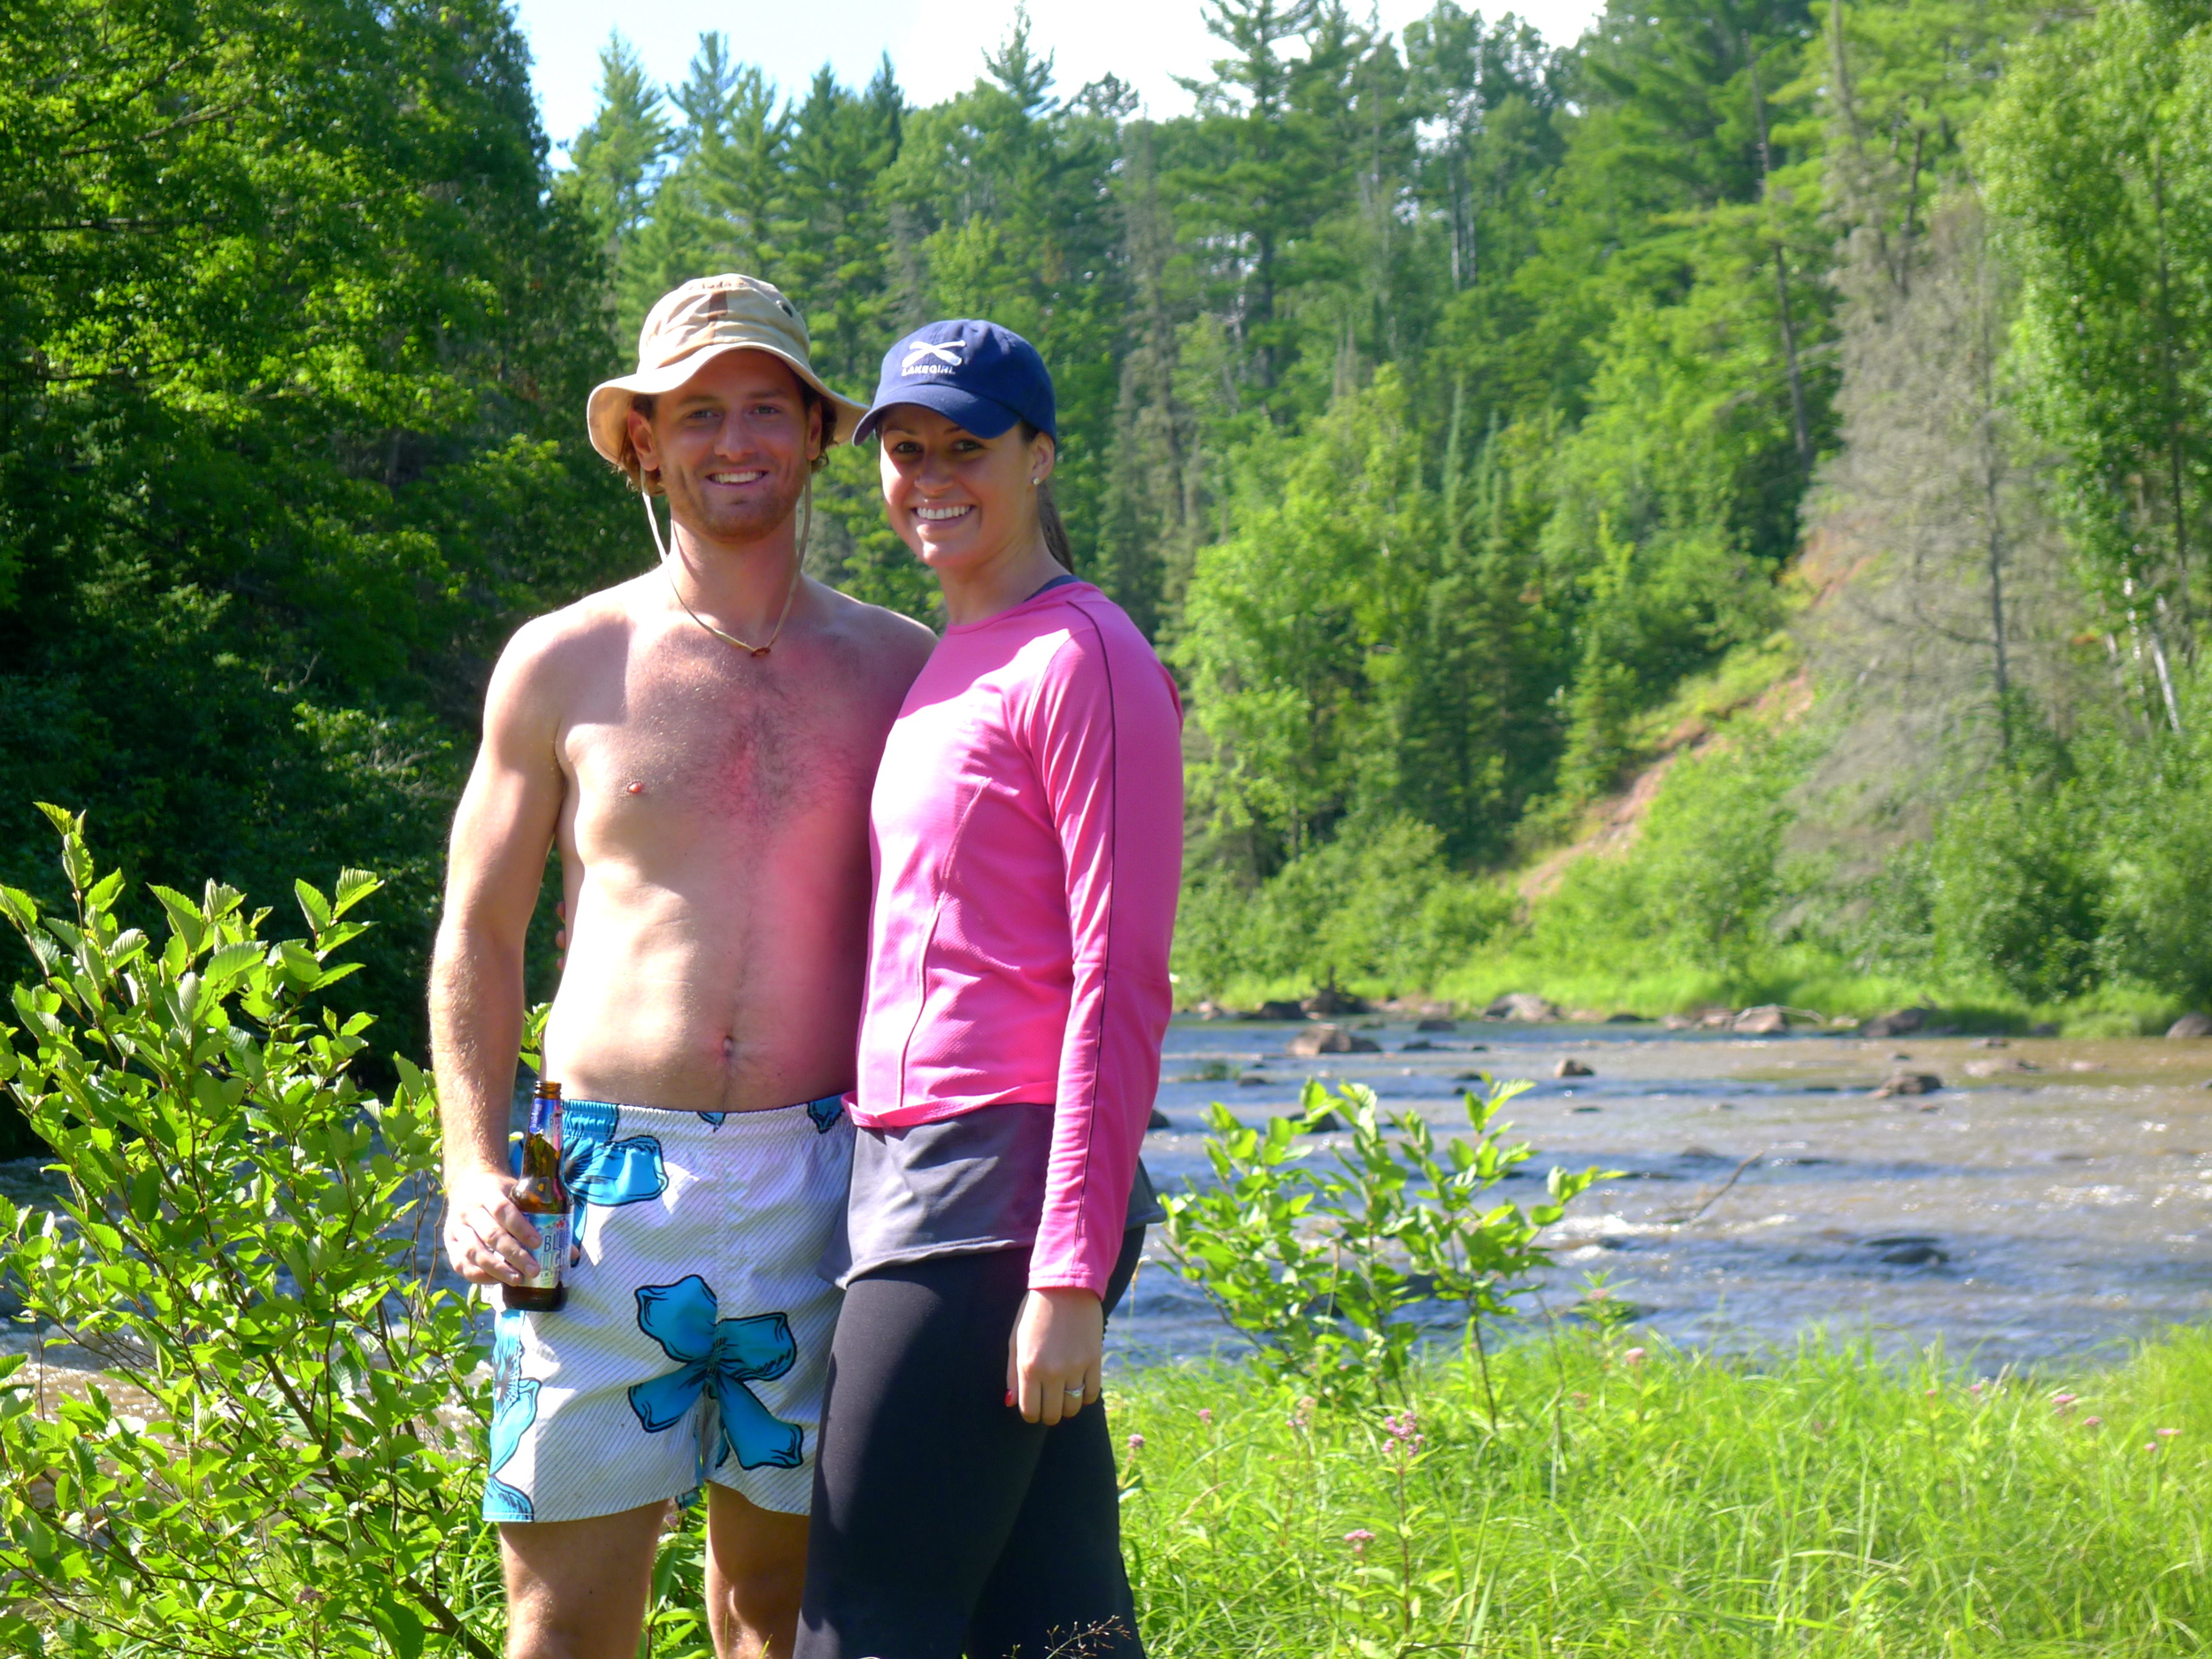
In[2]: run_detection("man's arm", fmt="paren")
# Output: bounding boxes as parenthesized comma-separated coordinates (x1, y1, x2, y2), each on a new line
(431, 618, 568, 1286)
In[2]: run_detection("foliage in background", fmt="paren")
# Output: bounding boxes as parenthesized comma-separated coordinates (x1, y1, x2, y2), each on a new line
(0, 813, 501, 1655)
(1160, 1077, 1609, 1415)
(13, 0, 2212, 1079)
(1, 0, 634, 1067)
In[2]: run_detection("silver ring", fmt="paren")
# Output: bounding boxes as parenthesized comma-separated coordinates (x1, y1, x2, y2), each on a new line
(1063, 1385, 1084, 1396)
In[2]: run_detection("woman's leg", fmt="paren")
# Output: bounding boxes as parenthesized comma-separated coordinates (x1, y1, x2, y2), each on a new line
(964, 1228, 1148, 1659)
(795, 1248, 1044, 1659)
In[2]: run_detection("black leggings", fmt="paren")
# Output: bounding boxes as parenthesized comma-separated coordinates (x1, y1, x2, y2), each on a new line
(794, 1231, 1147, 1659)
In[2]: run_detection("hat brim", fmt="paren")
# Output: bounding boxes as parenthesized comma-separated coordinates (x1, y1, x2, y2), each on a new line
(851, 382, 1026, 446)
(587, 342, 870, 466)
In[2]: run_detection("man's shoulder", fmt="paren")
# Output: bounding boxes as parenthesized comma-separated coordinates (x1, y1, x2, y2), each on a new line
(812, 581, 939, 664)
(488, 576, 653, 703)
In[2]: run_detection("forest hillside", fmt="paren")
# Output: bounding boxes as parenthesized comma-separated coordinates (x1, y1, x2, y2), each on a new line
(7, 0, 2212, 1051)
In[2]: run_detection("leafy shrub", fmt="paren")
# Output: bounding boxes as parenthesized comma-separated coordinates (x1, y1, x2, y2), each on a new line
(0, 808, 500, 1657)
(1174, 818, 1512, 997)
(2086, 724, 2212, 1007)
(1159, 1077, 1611, 1418)
(1525, 737, 1810, 977)
(1925, 775, 2107, 1002)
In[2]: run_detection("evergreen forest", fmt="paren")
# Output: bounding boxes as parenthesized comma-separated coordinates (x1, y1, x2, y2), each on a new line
(9, 0, 2212, 1056)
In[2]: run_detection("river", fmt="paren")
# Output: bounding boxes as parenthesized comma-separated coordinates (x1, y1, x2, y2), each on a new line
(1109, 1018, 2212, 1371)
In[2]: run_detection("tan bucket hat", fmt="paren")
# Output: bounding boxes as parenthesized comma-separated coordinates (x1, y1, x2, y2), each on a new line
(586, 274, 867, 470)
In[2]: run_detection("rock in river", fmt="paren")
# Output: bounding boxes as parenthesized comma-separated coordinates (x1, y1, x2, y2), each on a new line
(1555, 1057, 1594, 1078)
(1288, 1023, 1380, 1057)
(1874, 1071, 1943, 1098)
(2169, 1012, 2212, 1039)
(1304, 985, 1371, 1017)
(1485, 992, 1561, 1022)
(1861, 1006, 1932, 1039)
(1732, 1004, 1789, 1035)
(1414, 1016, 1457, 1032)
(1253, 999, 1307, 1021)
(1148, 1107, 1173, 1130)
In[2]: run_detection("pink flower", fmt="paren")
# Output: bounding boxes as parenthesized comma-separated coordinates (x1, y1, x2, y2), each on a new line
(1126, 1433, 1144, 1452)
(1197, 1408, 1213, 1426)
(2051, 1393, 2078, 1409)
(2082, 1417, 2103, 1428)
(1344, 1529, 1375, 1556)
(2158, 1427, 2180, 1438)
(2146, 1441, 2161, 1453)
(1968, 1381, 1985, 1395)
(1623, 1347, 1647, 1366)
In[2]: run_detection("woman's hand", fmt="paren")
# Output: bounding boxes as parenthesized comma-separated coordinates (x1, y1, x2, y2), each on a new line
(1006, 1286, 1103, 1426)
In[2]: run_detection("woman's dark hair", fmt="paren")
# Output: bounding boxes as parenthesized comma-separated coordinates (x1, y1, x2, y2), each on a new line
(1019, 421, 1074, 571)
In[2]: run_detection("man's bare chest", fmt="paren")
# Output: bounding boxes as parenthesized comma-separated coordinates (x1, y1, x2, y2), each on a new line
(564, 655, 886, 839)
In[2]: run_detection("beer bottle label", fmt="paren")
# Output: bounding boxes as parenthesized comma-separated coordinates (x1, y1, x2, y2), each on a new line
(522, 1213, 571, 1290)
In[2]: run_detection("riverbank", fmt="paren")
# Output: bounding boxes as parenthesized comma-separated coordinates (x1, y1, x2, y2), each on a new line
(1116, 1325, 2212, 1656)
(1193, 955, 2196, 1041)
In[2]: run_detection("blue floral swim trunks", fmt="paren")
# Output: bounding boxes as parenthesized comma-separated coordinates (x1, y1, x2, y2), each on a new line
(483, 1094, 852, 1525)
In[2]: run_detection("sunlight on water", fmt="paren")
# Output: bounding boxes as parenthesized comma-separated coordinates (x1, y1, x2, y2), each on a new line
(1112, 1018, 2212, 1371)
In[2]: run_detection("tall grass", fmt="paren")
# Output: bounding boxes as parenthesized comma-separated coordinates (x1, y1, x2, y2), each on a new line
(1114, 1327, 2212, 1655)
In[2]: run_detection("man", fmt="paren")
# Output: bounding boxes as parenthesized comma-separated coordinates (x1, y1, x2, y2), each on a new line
(433, 273, 937, 1659)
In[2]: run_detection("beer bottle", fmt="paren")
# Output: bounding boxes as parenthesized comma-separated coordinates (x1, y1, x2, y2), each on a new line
(505, 1079, 571, 1312)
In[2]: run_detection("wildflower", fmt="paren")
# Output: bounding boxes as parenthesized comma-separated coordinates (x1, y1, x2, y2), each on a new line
(1570, 1392, 1589, 1409)
(1623, 1347, 1647, 1366)
(1126, 1433, 1144, 1452)
(2051, 1392, 2078, 1411)
(2146, 1441, 2161, 1453)
(2158, 1427, 2180, 1438)
(1968, 1381, 1985, 1396)
(1344, 1529, 1375, 1556)
(2081, 1417, 2102, 1427)
(1289, 1395, 1316, 1432)
(1197, 1408, 1213, 1426)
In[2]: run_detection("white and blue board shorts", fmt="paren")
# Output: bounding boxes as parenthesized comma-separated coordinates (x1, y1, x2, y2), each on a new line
(483, 1094, 853, 1525)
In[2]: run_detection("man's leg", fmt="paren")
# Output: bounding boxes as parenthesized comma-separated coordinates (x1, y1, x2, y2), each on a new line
(704, 1485, 810, 1659)
(500, 1501, 667, 1659)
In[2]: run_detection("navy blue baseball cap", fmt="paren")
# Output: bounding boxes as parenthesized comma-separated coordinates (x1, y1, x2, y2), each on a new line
(852, 319, 1056, 445)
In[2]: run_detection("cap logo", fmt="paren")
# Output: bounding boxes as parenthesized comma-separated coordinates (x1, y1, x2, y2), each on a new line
(901, 340, 964, 376)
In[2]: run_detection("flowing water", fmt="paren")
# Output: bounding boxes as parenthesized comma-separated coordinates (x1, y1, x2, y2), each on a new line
(1109, 1018, 2212, 1371)
(5, 1021, 2206, 1378)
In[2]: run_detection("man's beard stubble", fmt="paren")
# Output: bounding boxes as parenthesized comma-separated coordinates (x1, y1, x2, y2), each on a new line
(665, 459, 807, 549)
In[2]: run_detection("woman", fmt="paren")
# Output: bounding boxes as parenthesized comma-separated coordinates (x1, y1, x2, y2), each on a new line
(795, 320, 1182, 1659)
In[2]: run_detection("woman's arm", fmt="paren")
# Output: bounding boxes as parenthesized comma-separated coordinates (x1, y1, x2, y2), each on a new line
(1025, 604, 1183, 1295)
(1006, 602, 1183, 1420)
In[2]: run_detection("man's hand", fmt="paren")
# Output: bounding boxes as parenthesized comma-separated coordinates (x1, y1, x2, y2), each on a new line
(1006, 1286, 1103, 1426)
(443, 1167, 543, 1286)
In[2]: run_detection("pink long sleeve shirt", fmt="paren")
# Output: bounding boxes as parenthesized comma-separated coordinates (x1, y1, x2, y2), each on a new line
(853, 580, 1185, 1296)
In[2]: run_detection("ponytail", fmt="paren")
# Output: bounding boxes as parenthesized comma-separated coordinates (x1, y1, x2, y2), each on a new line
(1021, 421, 1075, 572)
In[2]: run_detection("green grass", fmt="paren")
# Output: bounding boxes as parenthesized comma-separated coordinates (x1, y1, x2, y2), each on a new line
(1111, 1327, 2212, 1656)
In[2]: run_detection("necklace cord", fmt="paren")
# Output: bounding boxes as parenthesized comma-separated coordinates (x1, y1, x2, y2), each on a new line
(644, 480, 807, 658)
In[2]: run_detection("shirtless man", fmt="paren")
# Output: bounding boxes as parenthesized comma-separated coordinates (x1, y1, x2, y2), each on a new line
(432, 274, 936, 1659)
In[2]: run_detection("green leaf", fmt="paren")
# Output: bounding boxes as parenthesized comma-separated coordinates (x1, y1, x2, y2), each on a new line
(368, 1598, 425, 1659)
(0, 887, 38, 932)
(333, 869, 383, 918)
(294, 880, 334, 933)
